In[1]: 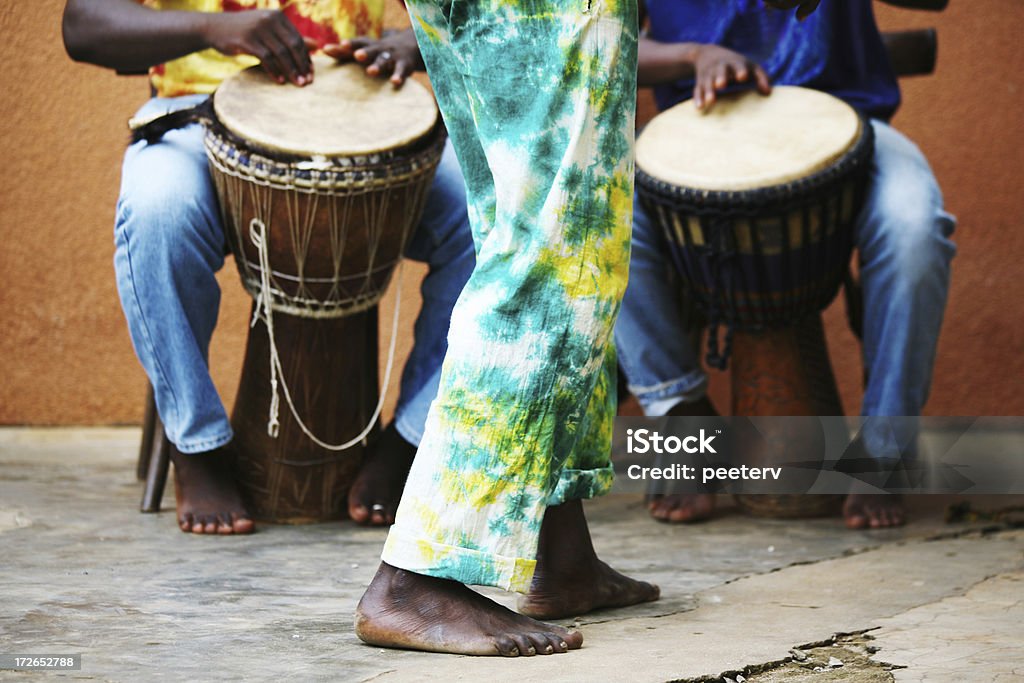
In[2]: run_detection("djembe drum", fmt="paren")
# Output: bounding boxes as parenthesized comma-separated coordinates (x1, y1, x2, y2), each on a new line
(138, 58, 445, 523)
(635, 87, 874, 518)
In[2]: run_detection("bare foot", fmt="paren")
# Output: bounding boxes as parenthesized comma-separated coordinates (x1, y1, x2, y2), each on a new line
(647, 493, 716, 523)
(348, 423, 415, 526)
(355, 562, 583, 656)
(518, 500, 660, 620)
(843, 493, 906, 529)
(645, 396, 719, 524)
(171, 445, 254, 535)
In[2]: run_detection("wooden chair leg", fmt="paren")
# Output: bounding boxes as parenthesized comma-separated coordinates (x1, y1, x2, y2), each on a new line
(140, 405, 171, 513)
(136, 385, 158, 481)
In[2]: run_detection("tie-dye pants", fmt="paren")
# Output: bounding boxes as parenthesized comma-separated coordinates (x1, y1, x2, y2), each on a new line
(382, 0, 638, 593)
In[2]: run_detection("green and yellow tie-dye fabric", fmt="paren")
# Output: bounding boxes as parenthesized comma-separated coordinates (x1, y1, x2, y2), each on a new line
(382, 0, 638, 593)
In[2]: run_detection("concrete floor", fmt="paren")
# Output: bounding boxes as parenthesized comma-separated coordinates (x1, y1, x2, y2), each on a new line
(1, 427, 1021, 682)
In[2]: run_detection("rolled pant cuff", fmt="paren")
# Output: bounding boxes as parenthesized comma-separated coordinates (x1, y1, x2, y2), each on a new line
(381, 526, 537, 593)
(393, 412, 425, 449)
(631, 370, 709, 414)
(547, 465, 615, 506)
(172, 429, 234, 455)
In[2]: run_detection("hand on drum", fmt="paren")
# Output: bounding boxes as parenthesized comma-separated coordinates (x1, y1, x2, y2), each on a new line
(323, 29, 424, 87)
(693, 45, 771, 111)
(203, 10, 318, 86)
(763, 0, 822, 20)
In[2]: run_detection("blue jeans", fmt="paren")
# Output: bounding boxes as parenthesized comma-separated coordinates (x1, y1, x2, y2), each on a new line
(615, 120, 957, 427)
(115, 96, 474, 454)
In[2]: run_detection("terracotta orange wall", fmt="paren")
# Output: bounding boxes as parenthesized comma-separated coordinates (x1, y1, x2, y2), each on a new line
(0, 1, 1021, 426)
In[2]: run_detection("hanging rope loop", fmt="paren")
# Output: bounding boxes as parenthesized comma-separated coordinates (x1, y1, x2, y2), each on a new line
(247, 217, 403, 451)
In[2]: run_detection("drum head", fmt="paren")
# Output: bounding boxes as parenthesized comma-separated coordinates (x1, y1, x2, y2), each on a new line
(636, 86, 861, 192)
(213, 56, 438, 156)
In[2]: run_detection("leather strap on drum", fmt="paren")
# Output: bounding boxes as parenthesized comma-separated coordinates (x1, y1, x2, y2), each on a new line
(128, 99, 215, 145)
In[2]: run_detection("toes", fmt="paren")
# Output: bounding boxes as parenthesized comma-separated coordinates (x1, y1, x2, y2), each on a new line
(508, 633, 536, 657)
(349, 503, 371, 525)
(231, 513, 255, 535)
(203, 519, 218, 534)
(216, 514, 234, 535)
(493, 635, 520, 657)
(179, 513, 193, 533)
(562, 629, 584, 650)
(648, 498, 671, 521)
(541, 632, 566, 654)
(845, 513, 868, 529)
(666, 505, 694, 523)
(347, 482, 372, 524)
(525, 632, 552, 655)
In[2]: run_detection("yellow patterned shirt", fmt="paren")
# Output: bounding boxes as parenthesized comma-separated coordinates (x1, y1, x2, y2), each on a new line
(145, 0, 386, 97)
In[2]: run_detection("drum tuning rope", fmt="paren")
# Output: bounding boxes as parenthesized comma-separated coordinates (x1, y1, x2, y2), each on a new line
(248, 218, 403, 451)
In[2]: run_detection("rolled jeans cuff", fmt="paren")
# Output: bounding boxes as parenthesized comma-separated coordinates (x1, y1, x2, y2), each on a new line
(381, 526, 537, 593)
(547, 465, 615, 506)
(630, 369, 709, 415)
(394, 409, 426, 448)
(173, 429, 234, 455)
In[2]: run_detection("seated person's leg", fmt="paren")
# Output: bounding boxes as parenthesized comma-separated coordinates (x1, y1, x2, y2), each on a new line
(614, 200, 716, 522)
(115, 96, 252, 535)
(846, 120, 957, 529)
(348, 140, 475, 525)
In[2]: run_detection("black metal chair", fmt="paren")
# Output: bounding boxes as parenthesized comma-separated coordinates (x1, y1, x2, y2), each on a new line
(136, 385, 171, 512)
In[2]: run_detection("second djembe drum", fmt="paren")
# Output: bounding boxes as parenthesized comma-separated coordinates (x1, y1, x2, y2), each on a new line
(635, 86, 874, 517)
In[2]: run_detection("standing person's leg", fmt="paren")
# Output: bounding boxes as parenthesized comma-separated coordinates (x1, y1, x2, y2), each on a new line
(518, 346, 659, 619)
(348, 140, 475, 525)
(613, 197, 716, 522)
(356, 0, 654, 656)
(844, 119, 956, 529)
(115, 95, 253, 535)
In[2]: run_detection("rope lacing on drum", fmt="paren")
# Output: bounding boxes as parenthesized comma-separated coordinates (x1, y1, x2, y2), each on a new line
(703, 216, 737, 370)
(248, 218, 403, 450)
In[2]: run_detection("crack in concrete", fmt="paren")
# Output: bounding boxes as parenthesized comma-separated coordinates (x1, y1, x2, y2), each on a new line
(654, 530, 1023, 683)
(669, 631, 906, 683)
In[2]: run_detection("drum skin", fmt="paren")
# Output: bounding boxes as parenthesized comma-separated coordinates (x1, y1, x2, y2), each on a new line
(637, 88, 872, 519)
(204, 61, 443, 522)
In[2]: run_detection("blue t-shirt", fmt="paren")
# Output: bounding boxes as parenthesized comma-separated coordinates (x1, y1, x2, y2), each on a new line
(647, 0, 901, 120)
